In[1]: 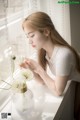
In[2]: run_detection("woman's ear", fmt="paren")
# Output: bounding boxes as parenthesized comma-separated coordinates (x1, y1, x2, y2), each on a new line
(43, 28, 50, 37)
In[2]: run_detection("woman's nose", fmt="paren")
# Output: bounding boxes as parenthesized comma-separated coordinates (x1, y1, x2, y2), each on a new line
(29, 39, 33, 44)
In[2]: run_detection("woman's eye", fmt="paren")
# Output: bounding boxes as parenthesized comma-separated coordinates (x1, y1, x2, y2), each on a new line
(30, 35, 34, 38)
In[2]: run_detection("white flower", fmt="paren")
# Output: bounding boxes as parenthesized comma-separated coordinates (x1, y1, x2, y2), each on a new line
(21, 69, 33, 81)
(12, 69, 33, 93)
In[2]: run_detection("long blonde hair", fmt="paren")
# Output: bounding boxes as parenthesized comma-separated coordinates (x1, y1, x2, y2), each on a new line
(22, 11, 80, 73)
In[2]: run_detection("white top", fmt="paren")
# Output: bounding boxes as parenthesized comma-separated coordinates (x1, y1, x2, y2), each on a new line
(45, 46, 80, 82)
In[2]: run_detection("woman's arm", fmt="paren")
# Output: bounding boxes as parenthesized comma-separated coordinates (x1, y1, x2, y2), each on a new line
(20, 58, 68, 96)
(20, 58, 45, 85)
(37, 68, 68, 96)
(33, 72, 45, 85)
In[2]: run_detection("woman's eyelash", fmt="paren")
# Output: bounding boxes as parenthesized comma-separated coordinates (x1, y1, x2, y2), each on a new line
(29, 34, 34, 37)
(26, 34, 34, 38)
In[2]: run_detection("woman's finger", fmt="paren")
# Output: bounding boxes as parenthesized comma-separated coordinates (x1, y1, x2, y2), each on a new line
(20, 62, 29, 69)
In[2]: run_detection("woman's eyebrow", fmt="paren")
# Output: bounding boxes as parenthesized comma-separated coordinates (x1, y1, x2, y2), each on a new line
(28, 31, 34, 35)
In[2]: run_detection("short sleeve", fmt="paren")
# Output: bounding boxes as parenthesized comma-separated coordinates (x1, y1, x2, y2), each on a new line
(55, 50, 73, 76)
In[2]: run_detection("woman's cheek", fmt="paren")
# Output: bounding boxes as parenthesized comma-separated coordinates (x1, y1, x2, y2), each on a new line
(38, 43, 44, 49)
(34, 36, 45, 49)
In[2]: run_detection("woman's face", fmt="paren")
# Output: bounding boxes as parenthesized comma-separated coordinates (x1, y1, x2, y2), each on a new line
(23, 25, 48, 50)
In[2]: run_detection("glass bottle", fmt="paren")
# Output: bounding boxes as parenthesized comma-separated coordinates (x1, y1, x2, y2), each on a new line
(11, 71, 34, 113)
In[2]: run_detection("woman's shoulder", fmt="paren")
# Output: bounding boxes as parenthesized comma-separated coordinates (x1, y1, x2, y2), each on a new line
(57, 46, 73, 56)
(56, 46, 76, 62)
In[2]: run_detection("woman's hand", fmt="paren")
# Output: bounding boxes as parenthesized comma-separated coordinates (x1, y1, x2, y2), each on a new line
(20, 58, 45, 85)
(20, 58, 44, 74)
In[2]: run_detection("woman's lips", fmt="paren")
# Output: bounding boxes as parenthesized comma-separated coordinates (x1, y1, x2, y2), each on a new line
(32, 44, 36, 47)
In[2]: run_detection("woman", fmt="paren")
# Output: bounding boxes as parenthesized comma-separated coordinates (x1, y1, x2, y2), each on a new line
(20, 11, 80, 96)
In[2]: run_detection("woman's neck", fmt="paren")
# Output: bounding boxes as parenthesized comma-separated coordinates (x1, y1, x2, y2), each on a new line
(42, 40, 55, 59)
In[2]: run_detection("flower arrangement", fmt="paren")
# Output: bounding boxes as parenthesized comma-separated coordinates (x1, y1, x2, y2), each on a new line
(0, 69, 33, 93)
(21, 69, 33, 80)
(12, 69, 33, 93)
(0, 46, 33, 93)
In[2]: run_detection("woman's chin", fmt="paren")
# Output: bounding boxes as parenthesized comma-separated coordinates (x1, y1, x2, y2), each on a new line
(36, 47, 41, 50)
(32, 46, 42, 50)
